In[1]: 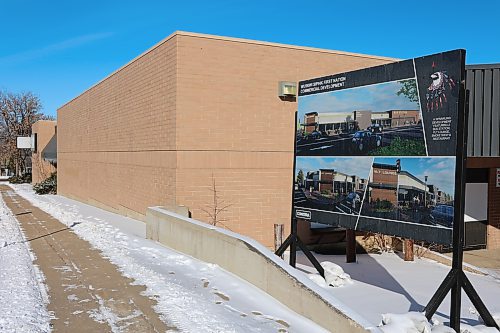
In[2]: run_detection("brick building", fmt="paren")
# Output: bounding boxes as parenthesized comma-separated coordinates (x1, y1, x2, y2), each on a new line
(31, 120, 57, 184)
(368, 163, 399, 206)
(303, 109, 419, 136)
(464, 64, 500, 249)
(305, 169, 366, 195)
(57, 31, 394, 248)
(388, 110, 420, 127)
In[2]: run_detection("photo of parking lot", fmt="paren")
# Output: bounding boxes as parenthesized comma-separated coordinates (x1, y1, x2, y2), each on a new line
(360, 157, 455, 228)
(293, 157, 372, 215)
(296, 79, 426, 156)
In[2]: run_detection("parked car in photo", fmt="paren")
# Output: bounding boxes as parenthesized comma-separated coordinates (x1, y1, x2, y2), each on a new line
(306, 130, 323, 141)
(367, 124, 383, 133)
(351, 130, 382, 152)
(346, 192, 360, 204)
(346, 192, 361, 210)
(430, 204, 454, 227)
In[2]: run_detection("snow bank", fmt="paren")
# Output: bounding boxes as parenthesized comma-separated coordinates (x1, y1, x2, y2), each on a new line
(308, 261, 353, 288)
(380, 312, 433, 332)
(0, 191, 51, 332)
(322, 261, 353, 287)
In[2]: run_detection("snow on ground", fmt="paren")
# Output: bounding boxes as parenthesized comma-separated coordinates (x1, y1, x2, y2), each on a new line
(377, 311, 500, 332)
(298, 251, 500, 332)
(0, 188, 51, 332)
(8, 184, 328, 333)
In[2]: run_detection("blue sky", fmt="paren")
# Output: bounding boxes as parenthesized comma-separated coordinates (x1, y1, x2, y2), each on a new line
(298, 80, 419, 120)
(1, 0, 499, 117)
(374, 157, 456, 195)
(296, 157, 373, 180)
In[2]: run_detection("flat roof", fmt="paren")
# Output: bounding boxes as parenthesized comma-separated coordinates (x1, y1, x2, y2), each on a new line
(373, 163, 397, 170)
(58, 31, 397, 110)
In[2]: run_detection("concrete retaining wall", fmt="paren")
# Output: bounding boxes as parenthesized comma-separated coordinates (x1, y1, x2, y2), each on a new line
(146, 206, 380, 333)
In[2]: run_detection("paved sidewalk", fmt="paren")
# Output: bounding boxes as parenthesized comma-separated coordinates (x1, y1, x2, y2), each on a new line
(462, 248, 500, 277)
(0, 185, 173, 332)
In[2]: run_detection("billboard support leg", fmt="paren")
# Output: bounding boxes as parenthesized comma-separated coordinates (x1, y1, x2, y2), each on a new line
(424, 268, 499, 330)
(450, 269, 463, 329)
(424, 269, 458, 320)
(296, 237, 325, 277)
(275, 218, 325, 278)
(289, 218, 297, 267)
(275, 234, 294, 257)
(346, 229, 356, 263)
(281, 109, 324, 277)
(461, 271, 499, 328)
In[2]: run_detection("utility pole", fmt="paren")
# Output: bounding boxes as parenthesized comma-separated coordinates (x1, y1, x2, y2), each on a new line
(424, 175, 428, 208)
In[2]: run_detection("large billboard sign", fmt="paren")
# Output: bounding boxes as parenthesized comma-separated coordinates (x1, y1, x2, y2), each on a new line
(293, 50, 465, 244)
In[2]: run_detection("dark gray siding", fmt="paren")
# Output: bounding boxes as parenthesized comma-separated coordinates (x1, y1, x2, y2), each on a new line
(466, 64, 500, 157)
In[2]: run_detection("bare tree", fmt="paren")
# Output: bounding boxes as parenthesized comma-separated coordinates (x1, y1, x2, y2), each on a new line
(201, 175, 232, 228)
(32, 153, 50, 181)
(0, 91, 45, 175)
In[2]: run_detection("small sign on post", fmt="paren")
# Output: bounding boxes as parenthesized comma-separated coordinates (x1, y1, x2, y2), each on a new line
(496, 168, 500, 188)
(16, 137, 32, 149)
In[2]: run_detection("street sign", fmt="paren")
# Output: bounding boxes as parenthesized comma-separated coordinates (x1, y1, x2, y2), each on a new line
(16, 136, 31, 149)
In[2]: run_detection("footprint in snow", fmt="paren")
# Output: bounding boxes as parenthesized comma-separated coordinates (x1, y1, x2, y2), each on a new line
(214, 291, 230, 302)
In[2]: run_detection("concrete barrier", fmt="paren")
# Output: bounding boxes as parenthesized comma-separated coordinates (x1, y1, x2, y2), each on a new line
(146, 206, 380, 333)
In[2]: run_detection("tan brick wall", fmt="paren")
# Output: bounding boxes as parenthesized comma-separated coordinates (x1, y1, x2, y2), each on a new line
(487, 167, 500, 249)
(57, 31, 395, 247)
(58, 35, 178, 218)
(174, 33, 393, 246)
(31, 120, 57, 184)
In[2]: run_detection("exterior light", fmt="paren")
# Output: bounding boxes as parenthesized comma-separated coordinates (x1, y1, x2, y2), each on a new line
(278, 81, 297, 98)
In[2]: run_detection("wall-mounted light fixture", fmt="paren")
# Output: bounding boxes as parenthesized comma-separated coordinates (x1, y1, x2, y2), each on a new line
(278, 81, 297, 99)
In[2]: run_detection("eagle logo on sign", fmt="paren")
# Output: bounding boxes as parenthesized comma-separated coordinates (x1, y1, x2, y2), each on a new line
(425, 62, 456, 111)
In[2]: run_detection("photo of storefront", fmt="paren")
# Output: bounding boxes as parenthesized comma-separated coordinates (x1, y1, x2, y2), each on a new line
(366, 162, 398, 206)
(304, 168, 366, 195)
(303, 111, 357, 136)
(389, 110, 420, 127)
(295, 157, 371, 215)
(297, 79, 425, 157)
(302, 109, 421, 136)
(362, 158, 455, 227)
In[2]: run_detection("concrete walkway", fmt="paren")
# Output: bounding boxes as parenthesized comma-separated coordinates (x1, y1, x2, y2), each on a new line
(0, 185, 173, 332)
(462, 248, 500, 277)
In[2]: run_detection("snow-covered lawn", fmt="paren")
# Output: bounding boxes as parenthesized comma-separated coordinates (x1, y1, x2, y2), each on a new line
(297, 250, 500, 332)
(0, 189, 51, 332)
(7, 184, 328, 333)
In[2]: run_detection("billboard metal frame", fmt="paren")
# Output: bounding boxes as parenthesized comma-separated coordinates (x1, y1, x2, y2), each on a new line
(424, 80, 499, 330)
(275, 111, 325, 278)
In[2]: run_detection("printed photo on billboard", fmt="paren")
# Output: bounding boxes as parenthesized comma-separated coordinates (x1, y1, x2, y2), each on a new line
(293, 49, 465, 244)
(361, 157, 455, 228)
(297, 79, 426, 156)
(294, 157, 372, 215)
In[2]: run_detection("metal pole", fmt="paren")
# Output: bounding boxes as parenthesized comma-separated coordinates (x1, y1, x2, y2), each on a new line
(289, 218, 297, 267)
(289, 111, 299, 267)
(450, 56, 467, 330)
(346, 229, 356, 263)
(424, 176, 428, 208)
